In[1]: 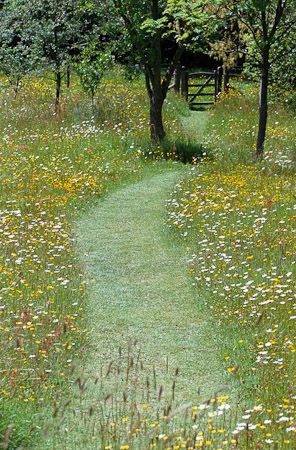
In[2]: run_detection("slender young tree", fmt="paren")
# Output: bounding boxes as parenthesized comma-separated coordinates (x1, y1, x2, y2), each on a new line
(113, 0, 204, 143)
(231, 0, 295, 158)
(0, 0, 38, 96)
(12, 0, 103, 113)
(28, 0, 84, 113)
(74, 42, 112, 110)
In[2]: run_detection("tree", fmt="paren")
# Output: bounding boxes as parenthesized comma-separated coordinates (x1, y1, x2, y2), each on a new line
(0, 0, 112, 112)
(74, 42, 112, 110)
(12, 0, 104, 113)
(232, 0, 295, 158)
(206, 5, 246, 95)
(0, 45, 32, 97)
(30, 0, 84, 113)
(268, 21, 296, 90)
(0, 0, 38, 97)
(0, 0, 82, 112)
(113, 0, 204, 143)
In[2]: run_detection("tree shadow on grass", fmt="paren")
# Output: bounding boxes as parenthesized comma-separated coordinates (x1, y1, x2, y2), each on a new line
(162, 139, 212, 164)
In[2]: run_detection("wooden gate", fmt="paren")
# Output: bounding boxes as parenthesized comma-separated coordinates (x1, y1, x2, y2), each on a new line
(181, 67, 223, 108)
(169, 66, 223, 108)
(169, 66, 241, 108)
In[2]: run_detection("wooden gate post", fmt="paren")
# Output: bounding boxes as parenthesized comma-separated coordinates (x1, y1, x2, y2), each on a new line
(174, 64, 181, 95)
(181, 67, 189, 101)
(215, 66, 223, 100)
(224, 68, 230, 93)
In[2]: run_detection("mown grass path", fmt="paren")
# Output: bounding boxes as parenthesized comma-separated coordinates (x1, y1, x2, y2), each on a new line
(76, 164, 224, 401)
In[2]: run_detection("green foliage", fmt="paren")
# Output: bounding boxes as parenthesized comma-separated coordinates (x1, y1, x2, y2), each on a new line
(0, 45, 31, 95)
(0, 400, 37, 449)
(235, 0, 295, 51)
(27, 0, 86, 73)
(270, 25, 296, 89)
(140, 0, 207, 47)
(0, 0, 38, 93)
(114, 0, 206, 66)
(214, 0, 295, 69)
(74, 43, 112, 105)
(243, 7, 296, 90)
(0, 0, 111, 107)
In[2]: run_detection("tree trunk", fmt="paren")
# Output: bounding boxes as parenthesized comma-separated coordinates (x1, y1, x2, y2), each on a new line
(148, 0, 165, 144)
(256, 49, 270, 158)
(150, 96, 165, 143)
(224, 67, 230, 94)
(55, 70, 61, 114)
(181, 68, 189, 100)
(13, 79, 20, 100)
(174, 63, 181, 95)
(66, 65, 71, 89)
(215, 66, 223, 100)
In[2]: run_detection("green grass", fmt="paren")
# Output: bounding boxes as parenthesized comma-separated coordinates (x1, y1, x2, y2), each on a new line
(0, 400, 38, 449)
(42, 164, 231, 449)
(77, 165, 224, 398)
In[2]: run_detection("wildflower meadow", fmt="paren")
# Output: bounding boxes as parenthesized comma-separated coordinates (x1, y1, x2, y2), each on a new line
(0, 73, 165, 447)
(0, 65, 295, 450)
(167, 89, 296, 448)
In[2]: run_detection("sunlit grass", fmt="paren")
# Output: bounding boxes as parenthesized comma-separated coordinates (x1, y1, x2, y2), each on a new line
(0, 71, 190, 446)
(1, 71, 295, 449)
(167, 88, 296, 448)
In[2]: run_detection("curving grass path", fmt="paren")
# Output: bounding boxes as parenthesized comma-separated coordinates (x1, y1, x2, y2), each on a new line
(76, 163, 225, 401)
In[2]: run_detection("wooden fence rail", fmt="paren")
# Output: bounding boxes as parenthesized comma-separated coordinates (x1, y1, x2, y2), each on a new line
(169, 66, 242, 108)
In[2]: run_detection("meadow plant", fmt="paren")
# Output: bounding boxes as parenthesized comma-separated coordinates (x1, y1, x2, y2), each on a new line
(0, 72, 186, 447)
(167, 88, 296, 448)
(43, 343, 235, 450)
(1, 72, 295, 449)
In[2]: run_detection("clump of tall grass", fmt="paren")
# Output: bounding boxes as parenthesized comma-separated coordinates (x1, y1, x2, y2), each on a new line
(41, 343, 235, 450)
